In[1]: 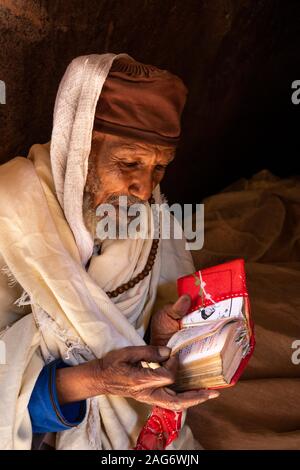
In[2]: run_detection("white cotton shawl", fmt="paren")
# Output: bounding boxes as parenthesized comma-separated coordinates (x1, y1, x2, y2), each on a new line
(0, 53, 196, 450)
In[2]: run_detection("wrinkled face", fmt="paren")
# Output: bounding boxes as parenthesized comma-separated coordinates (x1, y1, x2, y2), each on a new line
(85, 131, 175, 208)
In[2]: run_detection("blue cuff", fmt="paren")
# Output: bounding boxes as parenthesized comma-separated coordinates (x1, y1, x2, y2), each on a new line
(29, 359, 87, 434)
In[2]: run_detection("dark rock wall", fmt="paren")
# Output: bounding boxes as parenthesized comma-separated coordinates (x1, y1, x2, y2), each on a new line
(0, 0, 300, 204)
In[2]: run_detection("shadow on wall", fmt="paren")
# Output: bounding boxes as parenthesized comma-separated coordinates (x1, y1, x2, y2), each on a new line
(0, 0, 300, 204)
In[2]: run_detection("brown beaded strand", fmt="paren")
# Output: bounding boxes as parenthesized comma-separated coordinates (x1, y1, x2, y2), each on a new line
(106, 195, 159, 298)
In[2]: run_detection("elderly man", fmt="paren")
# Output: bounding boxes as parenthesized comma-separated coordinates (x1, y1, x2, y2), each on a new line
(0, 54, 218, 450)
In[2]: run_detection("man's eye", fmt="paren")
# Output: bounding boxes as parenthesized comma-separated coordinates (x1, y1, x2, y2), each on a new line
(155, 165, 167, 171)
(121, 161, 138, 168)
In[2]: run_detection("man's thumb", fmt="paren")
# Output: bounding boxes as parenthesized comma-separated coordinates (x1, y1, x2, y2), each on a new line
(121, 345, 171, 364)
(168, 294, 191, 320)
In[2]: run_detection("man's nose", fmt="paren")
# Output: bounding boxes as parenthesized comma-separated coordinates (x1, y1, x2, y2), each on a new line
(128, 172, 154, 202)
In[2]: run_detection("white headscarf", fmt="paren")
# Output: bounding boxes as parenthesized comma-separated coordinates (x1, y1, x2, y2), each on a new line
(49, 53, 170, 333)
(50, 53, 133, 266)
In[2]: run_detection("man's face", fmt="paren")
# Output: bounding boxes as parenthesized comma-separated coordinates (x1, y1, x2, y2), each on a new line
(86, 131, 175, 208)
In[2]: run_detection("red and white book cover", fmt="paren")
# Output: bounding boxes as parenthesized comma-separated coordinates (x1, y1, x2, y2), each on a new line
(177, 258, 255, 387)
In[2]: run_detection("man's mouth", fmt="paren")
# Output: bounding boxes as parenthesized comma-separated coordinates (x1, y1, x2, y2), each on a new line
(104, 195, 146, 207)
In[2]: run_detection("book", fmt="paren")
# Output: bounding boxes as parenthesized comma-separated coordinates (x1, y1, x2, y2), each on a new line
(171, 258, 255, 390)
(135, 259, 255, 450)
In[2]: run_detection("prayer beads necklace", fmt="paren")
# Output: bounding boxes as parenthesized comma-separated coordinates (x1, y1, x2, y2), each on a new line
(106, 195, 160, 298)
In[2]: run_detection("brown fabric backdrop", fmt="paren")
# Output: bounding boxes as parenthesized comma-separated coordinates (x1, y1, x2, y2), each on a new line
(187, 170, 300, 449)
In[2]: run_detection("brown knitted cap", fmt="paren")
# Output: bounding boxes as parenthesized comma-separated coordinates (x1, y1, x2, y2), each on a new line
(93, 56, 188, 147)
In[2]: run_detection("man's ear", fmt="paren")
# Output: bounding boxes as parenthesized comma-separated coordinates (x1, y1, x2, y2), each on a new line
(90, 130, 107, 159)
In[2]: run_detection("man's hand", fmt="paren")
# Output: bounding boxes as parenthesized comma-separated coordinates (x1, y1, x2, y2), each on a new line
(56, 345, 219, 411)
(150, 295, 192, 346)
(92, 345, 219, 411)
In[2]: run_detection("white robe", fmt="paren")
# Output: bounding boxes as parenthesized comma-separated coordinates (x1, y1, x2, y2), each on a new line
(0, 142, 196, 449)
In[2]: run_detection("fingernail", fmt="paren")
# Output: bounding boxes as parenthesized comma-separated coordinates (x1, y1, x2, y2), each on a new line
(176, 295, 191, 313)
(208, 391, 220, 399)
(158, 346, 171, 358)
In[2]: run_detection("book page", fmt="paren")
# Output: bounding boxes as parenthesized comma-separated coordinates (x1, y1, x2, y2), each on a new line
(178, 321, 237, 365)
(181, 296, 244, 327)
(167, 317, 238, 354)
